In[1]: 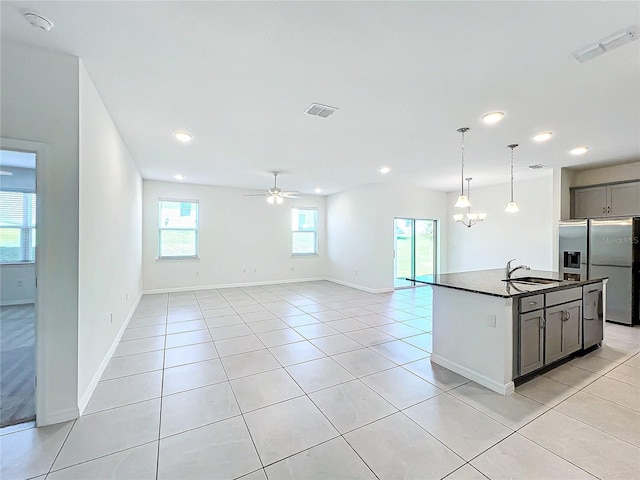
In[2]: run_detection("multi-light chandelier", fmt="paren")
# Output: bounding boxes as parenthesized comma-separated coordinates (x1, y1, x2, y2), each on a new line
(453, 127, 487, 228)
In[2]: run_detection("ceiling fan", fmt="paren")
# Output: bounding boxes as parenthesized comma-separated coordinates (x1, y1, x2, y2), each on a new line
(244, 172, 301, 204)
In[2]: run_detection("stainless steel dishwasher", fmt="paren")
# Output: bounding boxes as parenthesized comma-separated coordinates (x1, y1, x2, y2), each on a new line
(583, 283, 604, 349)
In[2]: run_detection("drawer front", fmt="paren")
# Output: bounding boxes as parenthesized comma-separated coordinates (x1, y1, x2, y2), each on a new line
(519, 294, 544, 313)
(546, 287, 582, 307)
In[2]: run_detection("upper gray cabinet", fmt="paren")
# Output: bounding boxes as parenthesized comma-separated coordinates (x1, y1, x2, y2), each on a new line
(572, 181, 640, 218)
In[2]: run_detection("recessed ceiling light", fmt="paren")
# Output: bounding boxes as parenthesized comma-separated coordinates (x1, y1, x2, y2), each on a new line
(379, 166, 391, 174)
(481, 112, 505, 125)
(174, 174, 185, 180)
(532, 131, 554, 142)
(174, 131, 193, 142)
(570, 146, 589, 155)
(0, 170, 14, 176)
(314, 188, 323, 194)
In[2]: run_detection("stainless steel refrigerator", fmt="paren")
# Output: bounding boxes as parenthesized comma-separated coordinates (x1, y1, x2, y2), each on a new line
(589, 217, 639, 325)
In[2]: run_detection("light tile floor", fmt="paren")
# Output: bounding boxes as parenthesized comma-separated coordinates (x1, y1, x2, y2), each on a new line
(2, 281, 640, 480)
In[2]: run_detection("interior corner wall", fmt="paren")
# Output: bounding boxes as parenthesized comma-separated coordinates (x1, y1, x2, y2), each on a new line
(1, 41, 80, 425)
(142, 181, 327, 292)
(78, 62, 143, 409)
(326, 184, 449, 292)
(446, 173, 555, 273)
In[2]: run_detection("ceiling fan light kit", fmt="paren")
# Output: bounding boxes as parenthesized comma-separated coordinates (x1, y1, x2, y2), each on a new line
(244, 172, 301, 205)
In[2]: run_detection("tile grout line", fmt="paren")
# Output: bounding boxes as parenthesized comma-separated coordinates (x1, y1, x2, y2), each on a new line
(154, 299, 169, 480)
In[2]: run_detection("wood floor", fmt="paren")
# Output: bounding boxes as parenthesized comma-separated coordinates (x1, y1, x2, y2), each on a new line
(0, 303, 35, 427)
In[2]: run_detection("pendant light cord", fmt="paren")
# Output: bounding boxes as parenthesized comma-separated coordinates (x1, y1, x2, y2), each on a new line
(457, 127, 469, 196)
(508, 144, 518, 202)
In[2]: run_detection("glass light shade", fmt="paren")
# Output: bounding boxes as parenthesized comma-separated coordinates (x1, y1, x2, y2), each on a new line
(266, 195, 275, 204)
(276, 196, 284, 204)
(453, 213, 464, 222)
(505, 201, 520, 213)
(455, 195, 471, 208)
(467, 213, 478, 221)
(477, 212, 487, 221)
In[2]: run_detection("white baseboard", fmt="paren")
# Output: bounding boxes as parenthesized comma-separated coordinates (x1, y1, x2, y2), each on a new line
(1, 299, 35, 306)
(142, 277, 327, 295)
(430, 354, 515, 396)
(324, 277, 394, 294)
(77, 293, 142, 415)
(36, 407, 79, 427)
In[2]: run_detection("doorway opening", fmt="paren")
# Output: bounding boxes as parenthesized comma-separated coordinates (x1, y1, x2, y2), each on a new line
(0, 149, 37, 427)
(394, 218, 437, 289)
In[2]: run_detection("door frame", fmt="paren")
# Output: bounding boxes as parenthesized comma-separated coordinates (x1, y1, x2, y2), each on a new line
(1, 137, 47, 426)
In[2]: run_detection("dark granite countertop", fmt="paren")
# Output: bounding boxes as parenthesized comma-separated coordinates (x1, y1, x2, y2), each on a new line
(412, 269, 606, 299)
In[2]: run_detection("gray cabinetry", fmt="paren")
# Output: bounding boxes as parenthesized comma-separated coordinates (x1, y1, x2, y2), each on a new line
(574, 186, 607, 218)
(609, 182, 640, 216)
(517, 289, 584, 377)
(519, 310, 544, 375)
(544, 300, 582, 364)
(572, 181, 640, 218)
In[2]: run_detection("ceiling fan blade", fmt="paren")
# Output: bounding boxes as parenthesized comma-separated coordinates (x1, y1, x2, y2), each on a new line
(280, 193, 302, 198)
(280, 191, 300, 195)
(243, 193, 270, 197)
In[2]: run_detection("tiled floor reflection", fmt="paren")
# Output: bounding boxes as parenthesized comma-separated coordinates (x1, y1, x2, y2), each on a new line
(2, 281, 639, 479)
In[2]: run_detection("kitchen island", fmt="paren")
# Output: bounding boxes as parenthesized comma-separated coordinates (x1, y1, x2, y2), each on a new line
(414, 269, 606, 395)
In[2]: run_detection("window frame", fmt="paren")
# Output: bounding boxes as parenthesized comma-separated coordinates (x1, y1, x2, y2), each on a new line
(157, 198, 200, 260)
(291, 207, 319, 256)
(0, 187, 36, 265)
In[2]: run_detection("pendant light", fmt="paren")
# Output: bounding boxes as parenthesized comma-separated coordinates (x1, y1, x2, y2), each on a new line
(453, 177, 487, 227)
(454, 127, 471, 208)
(505, 143, 520, 213)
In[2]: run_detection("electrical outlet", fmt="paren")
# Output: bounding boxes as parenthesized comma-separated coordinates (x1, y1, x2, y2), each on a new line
(487, 314, 496, 327)
(17, 279, 23, 287)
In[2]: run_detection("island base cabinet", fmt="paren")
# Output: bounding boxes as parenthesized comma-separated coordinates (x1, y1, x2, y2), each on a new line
(519, 310, 544, 375)
(545, 300, 582, 365)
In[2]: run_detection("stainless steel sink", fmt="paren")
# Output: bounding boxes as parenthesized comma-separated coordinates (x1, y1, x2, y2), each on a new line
(502, 276, 560, 285)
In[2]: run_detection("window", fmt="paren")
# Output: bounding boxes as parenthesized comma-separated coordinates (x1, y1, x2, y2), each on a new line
(292, 207, 318, 255)
(158, 199, 199, 258)
(0, 190, 36, 263)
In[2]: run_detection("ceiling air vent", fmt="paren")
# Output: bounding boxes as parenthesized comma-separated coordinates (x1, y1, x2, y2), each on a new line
(305, 103, 338, 118)
(528, 164, 546, 170)
(571, 25, 638, 63)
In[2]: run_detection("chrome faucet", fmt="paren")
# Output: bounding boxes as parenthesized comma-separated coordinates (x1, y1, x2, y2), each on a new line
(506, 258, 531, 279)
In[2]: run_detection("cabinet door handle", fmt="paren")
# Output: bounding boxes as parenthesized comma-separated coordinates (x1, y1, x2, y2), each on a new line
(529, 301, 538, 306)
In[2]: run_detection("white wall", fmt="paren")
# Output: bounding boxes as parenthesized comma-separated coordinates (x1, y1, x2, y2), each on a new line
(446, 173, 555, 273)
(77, 62, 143, 409)
(326, 184, 449, 292)
(572, 160, 640, 187)
(1, 265, 36, 305)
(1, 42, 80, 425)
(142, 181, 326, 291)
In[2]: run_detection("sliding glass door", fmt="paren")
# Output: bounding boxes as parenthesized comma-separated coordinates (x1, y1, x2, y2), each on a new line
(394, 218, 437, 288)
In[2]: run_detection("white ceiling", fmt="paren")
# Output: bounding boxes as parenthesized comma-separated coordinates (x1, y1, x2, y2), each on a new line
(1, 1, 638, 195)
